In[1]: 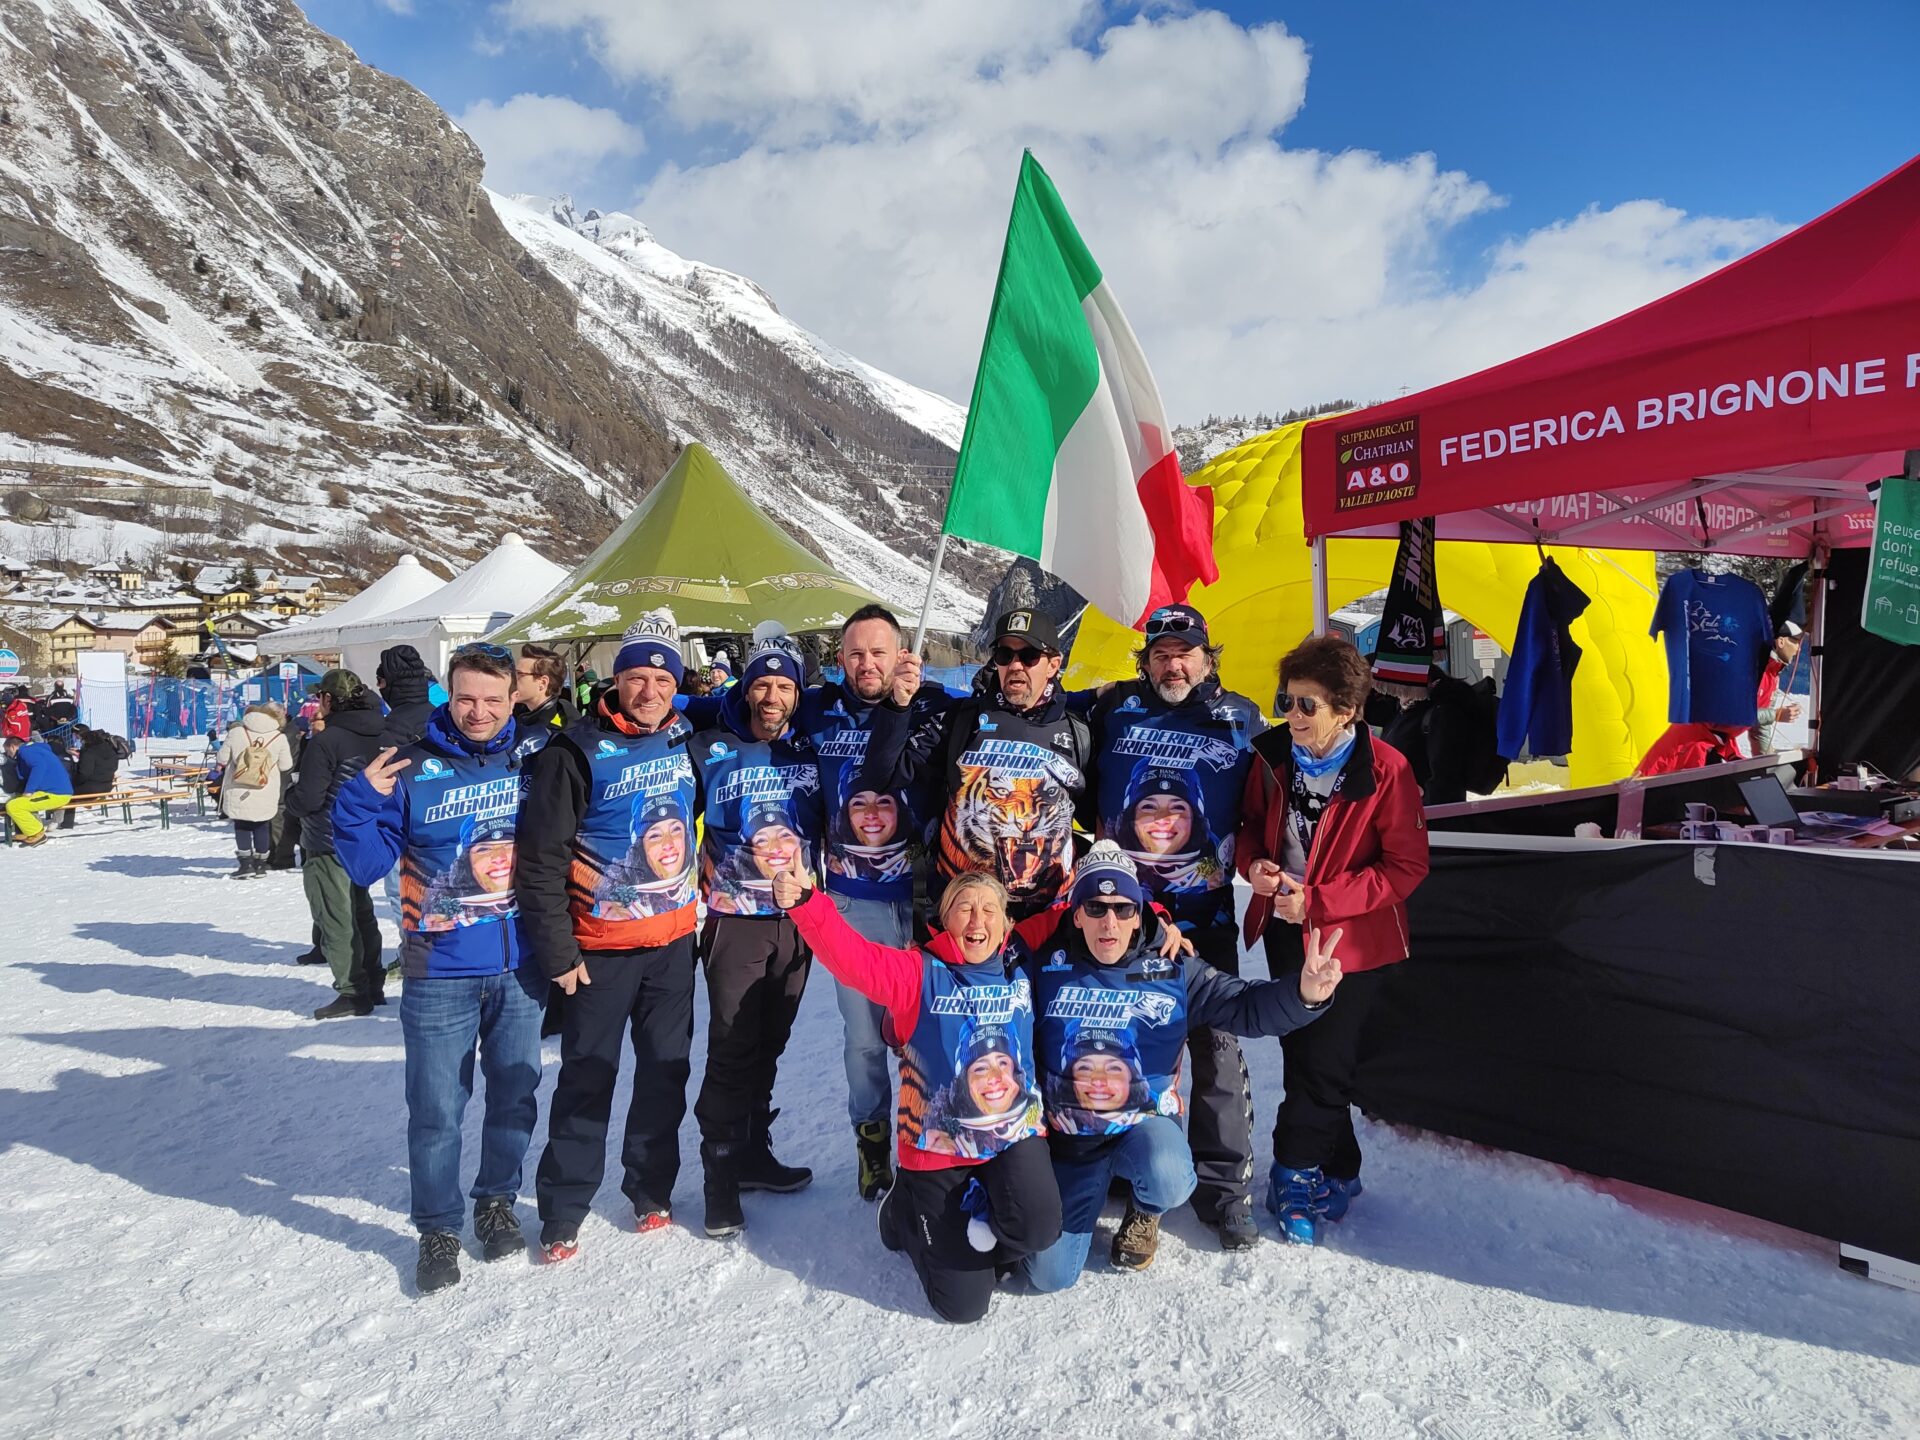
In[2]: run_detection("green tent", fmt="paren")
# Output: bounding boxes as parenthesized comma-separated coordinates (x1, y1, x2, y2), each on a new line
(492, 443, 894, 643)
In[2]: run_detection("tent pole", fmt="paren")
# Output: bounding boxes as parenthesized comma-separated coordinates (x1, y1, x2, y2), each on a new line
(1311, 535, 1330, 637)
(910, 532, 950, 655)
(1806, 533, 1829, 783)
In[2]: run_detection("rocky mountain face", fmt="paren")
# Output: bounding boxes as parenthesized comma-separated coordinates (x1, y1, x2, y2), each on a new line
(0, 0, 980, 627)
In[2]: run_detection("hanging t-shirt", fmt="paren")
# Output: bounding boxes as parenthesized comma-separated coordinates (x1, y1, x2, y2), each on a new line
(1650, 569, 1773, 728)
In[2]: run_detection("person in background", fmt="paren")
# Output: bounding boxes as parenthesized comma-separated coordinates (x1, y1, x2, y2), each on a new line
(267, 705, 305, 870)
(1752, 621, 1803, 756)
(1237, 633, 1429, 1246)
(707, 653, 736, 694)
(58, 724, 122, 830)
(774, 864, 1062, 1324)
(373, 645, 438, 931)
(215, 701, 295, 877)
(513, 644, 576, 733)
(573, 664, 598, 712)
(519, 612, 702, 1260)
(333, 642, 547, 1296)
(4, 733, 73, 845)
(285, 670, 387, 1017)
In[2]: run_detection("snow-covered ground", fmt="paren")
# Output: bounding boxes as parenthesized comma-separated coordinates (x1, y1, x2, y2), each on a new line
(4, 817, 1916, 1438)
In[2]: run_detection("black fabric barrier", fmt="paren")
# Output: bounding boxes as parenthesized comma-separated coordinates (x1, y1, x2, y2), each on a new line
(1819, 547, 1920, 782)
(1353, 842, 1920, 1262)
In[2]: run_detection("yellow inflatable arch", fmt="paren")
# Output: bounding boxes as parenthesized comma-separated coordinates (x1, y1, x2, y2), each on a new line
(1063, 422, 1671, 789)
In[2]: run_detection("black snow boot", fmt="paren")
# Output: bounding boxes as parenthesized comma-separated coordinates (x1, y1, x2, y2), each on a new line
(855, 1120, 893, 1202)
(416, 1231, 462, 1295)
(231, 852, 252, 879)
(702, 1137, 745, 1238)
(313, 995, 373, 1020)
(739, 1107, 812, 1193)
(473, 1196, 525, 1262)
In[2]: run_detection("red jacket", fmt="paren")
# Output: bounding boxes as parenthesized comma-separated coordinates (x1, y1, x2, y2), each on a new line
(1633, 723, 1741, 778)
(1236, 725, 1429, 972)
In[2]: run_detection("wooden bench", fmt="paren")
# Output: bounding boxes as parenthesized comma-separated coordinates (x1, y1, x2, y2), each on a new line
(4, 788, 202, 842)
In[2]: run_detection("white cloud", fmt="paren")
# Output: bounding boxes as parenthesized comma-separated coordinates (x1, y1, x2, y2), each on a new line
(374, 0, 414, 14)
(499, 3, 1782, 419)
(454, 93, 644, 200)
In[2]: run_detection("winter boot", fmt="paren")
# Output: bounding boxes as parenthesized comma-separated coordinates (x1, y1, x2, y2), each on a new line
(294, 948, 325, 966)
(1316, 1174, 1364, 1223)
(1216, 1198, 1261, 1252)
(1110, 1201, 1162, 1271)
(875, 1177, 907, 1254)
(473, 1196, 525, 1262)
(738, 1108, 812, 1193)
(232, 851, 252, 879)
(635, 1207, 672, 1235)
(854, 1120, 893, 1202)
(1267, 1164, 1323, 1246)
(313, 995, 373, 1020)
(416, 1231, 462, 1294)
(701, 1138, 745, 1238)
(540, 1220, 581, 1264)
(958, 1177, 995, 1253)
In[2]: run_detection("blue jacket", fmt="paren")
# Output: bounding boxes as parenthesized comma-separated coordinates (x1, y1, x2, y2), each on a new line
(333, 708, 543, 979)
(10, 740, 72, 797)
(1497, 558, 1590, 760)
(687, 687, 824, 918)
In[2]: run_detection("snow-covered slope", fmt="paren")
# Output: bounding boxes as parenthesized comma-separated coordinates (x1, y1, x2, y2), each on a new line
(5, 813, 1917, 1437)
(495, 194, 980, 630)
(0, 0, 980, 627)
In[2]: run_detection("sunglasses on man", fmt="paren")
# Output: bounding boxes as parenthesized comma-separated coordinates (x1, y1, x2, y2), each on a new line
(992, 644, 1050, 668)
(1079, 899, 1138, 920)
(454, 641, 513, 662)
(1276, 692, 1325, 717)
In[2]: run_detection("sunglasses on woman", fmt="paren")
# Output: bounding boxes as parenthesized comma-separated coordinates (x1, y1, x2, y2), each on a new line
(1276, 692, 1324, 717)
(1079, 900, 1138, 920)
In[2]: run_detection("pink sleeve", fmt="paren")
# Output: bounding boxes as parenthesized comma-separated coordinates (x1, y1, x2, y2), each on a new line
(788, 890, 922, 1029)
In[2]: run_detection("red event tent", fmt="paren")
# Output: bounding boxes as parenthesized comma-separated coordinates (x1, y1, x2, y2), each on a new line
(1301, 154, 1920, 558)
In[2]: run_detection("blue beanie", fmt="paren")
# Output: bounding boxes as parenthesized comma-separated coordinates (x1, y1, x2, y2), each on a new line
(613, 609, 684, 685)
(742, 621, 804, 688)
(1068, 840, 1146, 909)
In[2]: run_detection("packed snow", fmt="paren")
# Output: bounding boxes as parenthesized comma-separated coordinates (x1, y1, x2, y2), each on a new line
(3, 812, 1916, 1438)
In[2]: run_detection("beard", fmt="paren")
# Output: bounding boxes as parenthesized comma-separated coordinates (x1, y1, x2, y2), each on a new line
(1153, 677, 1196, 704)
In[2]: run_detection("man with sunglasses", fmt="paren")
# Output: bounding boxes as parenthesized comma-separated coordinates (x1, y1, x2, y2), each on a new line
(333, 640, 548, 1295)
(1016, 842, 1339, 1283)
(862, 607, 1094, 924)
(1086, 602, 1270, 1251)
(516, 612, 704, 1261)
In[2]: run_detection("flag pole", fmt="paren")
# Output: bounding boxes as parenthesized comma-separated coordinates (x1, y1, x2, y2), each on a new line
(910, 532, 950, 656)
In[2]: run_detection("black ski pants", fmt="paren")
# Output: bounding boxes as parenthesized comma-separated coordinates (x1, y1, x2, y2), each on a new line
(537, 935, 696, 1224)
(1263, 925, 1388, 1180)
(693, 915, 810, 1143)
(893, 1136, 1061, 1324)
(1185, 924, 1255, 1223)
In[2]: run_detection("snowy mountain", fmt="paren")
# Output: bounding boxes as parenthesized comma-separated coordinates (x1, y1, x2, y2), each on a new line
(0, 0, 980, 629)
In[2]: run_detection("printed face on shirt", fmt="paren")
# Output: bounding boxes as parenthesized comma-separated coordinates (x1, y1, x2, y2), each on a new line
(1072, 1053, 1133, 1112)
(845, 789, 899, 848)
(467, 840, 515, 894)
(1130, 791, 1194, 855)
(838, 617, 901, 703)
(967, 1050, 1020, 1115)
(750, 822, 803, 879)
(642, 818, 689, 880)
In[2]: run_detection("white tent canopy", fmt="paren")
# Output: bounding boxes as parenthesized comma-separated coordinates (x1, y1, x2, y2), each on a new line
(257, 554, 444, 659)
(334, 534, 567, 682)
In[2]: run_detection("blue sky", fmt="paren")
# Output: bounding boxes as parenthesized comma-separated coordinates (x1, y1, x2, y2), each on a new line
(300, 1, 1920, 416)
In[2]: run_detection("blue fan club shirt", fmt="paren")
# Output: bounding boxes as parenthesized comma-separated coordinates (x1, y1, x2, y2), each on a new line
(688, 689, 825, 918)
(568, 714, 700, 934)
(798, 681, 951, 904)
(1651, 569, 1773, 727)
(896, 960, 1043, 1162)
(333, 708, 536, 979)
(1090, 678, 1266, 931)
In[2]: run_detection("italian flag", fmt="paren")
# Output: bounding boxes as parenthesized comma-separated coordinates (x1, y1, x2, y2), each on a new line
(942, 153, 1216, 628)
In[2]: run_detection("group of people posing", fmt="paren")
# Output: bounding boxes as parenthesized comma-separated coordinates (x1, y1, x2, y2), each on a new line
(317, 600, 1429, 1318)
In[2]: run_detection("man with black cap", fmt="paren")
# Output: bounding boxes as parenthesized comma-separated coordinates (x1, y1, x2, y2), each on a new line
(284, 668, 387, 1017)
(1088, 601, 1270, 1250)
(518, 611, 704, 1261)
(684, 621, 825, 1237)
(862, 606, 1093, 922)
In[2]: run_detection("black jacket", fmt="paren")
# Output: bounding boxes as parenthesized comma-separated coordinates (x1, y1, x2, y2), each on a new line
(69, 732, 121, 795)
(375, 645, 437, 750)
(517, 693, 577, 734)
(285, 703, 386, 856)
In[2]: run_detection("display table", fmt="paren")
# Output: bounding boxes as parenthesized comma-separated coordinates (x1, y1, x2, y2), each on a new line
(1352, 829, 1920, 1266)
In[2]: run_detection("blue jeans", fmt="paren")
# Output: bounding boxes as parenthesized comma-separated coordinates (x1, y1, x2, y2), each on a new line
(827, 894, 907, 1127)
(1020, 1117, 1197, 1293)
(400, 965, 547, 1234)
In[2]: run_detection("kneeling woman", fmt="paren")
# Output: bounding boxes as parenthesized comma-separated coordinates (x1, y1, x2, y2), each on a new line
(770, 866, 1061, 1324)
(1016, 843, 1343, 1288)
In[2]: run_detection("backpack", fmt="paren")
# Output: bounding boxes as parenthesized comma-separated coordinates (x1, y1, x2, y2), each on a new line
(229, 733, 275, 790)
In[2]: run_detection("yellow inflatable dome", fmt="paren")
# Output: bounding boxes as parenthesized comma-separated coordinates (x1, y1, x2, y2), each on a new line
(1063, 422, 1671, 789)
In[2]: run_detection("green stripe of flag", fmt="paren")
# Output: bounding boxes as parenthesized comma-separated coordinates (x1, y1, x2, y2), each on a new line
(942, 152, 1106, 553)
